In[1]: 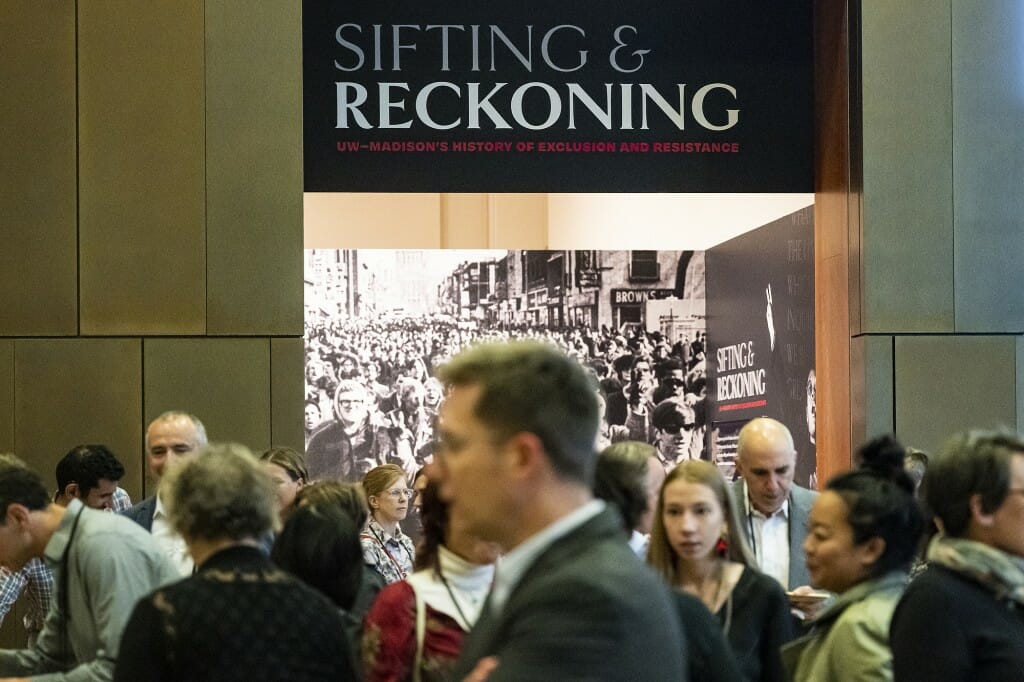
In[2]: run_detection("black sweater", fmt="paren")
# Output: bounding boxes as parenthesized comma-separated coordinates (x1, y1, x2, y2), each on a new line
(891, 564, 1024, 682)
(115, 545, 358, 682)
(716, 566, 794, 682)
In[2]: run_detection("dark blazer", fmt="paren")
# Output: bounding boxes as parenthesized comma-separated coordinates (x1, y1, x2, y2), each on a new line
(122, 495, 157, 531)
(732, 481, 817, 589)
(124, 496, 274, 558)
(453, 507, 685, 681)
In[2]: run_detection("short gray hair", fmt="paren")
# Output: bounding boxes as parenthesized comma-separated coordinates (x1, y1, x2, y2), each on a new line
(152, 411, 208, 447)
(926, 430, 1024, 537)
(161, 442, 276, 541)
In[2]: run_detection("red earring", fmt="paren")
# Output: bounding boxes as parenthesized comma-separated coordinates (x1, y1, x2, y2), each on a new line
(715, 537, 729, 557)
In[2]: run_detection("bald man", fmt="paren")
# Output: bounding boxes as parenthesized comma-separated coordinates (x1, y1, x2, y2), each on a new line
(732, 417, 817, 591)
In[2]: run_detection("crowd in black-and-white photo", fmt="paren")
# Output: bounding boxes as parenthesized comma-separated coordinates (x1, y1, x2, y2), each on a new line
(304, 315, 710, 482)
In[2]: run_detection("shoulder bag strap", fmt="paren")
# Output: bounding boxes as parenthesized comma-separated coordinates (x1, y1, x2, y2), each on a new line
(413, 582, 426, 682)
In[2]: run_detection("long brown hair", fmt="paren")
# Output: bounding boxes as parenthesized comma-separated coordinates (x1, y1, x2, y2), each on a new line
(647, 460, 756, 587)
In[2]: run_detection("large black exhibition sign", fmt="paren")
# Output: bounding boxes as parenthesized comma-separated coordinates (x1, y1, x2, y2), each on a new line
(303, 0, 813, 192)
(705, 206, 816, 486)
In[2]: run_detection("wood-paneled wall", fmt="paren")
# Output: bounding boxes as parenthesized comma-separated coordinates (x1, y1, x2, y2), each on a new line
(814, 0, 857, 480)
(817, 0, 1024, 475)
(0, 1, 303, 517)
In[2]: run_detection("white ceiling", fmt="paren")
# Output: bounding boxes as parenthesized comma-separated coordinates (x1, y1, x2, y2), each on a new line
(546, 193, 814, 251)
(304, 192, 815, 250)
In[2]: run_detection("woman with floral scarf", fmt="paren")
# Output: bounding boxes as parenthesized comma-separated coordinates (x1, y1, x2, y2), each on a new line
(890, 430, 1024, 681)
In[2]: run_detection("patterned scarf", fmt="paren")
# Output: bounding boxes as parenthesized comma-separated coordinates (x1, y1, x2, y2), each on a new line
(927, 535, 1024, 606)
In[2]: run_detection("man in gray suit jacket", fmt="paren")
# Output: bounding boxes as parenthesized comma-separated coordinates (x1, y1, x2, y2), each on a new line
(435, 341, 686, 681)
(732, 417, 818, 591)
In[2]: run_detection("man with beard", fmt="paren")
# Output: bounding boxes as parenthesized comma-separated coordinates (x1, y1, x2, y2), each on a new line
(306, 380, 415, 481)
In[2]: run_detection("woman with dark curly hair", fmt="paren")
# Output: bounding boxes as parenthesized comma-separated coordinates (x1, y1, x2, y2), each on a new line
(784, 435, 924, 681)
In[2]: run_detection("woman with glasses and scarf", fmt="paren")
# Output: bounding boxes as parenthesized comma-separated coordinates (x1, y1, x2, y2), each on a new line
(890, 430, 1024, 681)
(362, 479, 499, 682)
(361, 464, 417, 585)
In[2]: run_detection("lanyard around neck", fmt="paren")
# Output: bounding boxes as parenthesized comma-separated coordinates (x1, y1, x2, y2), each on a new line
(59, 504, 86, 669)
(367, 524, 409, 579)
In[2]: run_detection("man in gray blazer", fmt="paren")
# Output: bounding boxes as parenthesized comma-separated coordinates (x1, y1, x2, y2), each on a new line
(436, 341, 686, 681)
(0, 454, 178, 680)
(732, 417, 817, 591)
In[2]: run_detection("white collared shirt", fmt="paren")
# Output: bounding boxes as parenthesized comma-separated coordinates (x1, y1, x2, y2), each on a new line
(152, 495, 194, 576)
(742, 481, 790, 589)
(628, 529, 650, 558)
(488, 499, 605, 615)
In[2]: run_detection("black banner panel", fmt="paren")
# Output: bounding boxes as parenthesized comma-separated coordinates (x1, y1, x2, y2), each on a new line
(303, 0, 814, 192)
(705, 206, 815, 486)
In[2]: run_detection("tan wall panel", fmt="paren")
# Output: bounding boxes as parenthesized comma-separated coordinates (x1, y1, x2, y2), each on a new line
(78, 1, 206, 335)
(1018, 337, 1024, 436)
(0, 340, 13, 452)
(489, 194, 547, 249)
(0, 598, 27, 648)
(271, 337, 304, 453)
(952, 1, 1024, 332)
(860, 2, 954, 332)
(895, 336, 1016, 457)
(13, 339, 143, 499)
(206, 1, 303, 336)
(0, 593, 26, 647)
(0, 4, 77, 335)
(441, 194, 489, 248)
(305, 193, 442, 248)
(144, 339, 270, 484)
(850, 335, 893, 448)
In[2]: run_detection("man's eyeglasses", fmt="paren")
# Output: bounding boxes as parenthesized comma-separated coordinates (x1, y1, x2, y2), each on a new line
(662, 423, 696, 435)
(383, 488, 416, 500)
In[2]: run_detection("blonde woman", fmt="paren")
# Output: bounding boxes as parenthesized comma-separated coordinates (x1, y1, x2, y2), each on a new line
(648, 460, 793, 681)
(361, 464, 416, 585)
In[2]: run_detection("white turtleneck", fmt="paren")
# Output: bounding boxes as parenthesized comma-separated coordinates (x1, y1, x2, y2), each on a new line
(406, 545, 496, 631)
